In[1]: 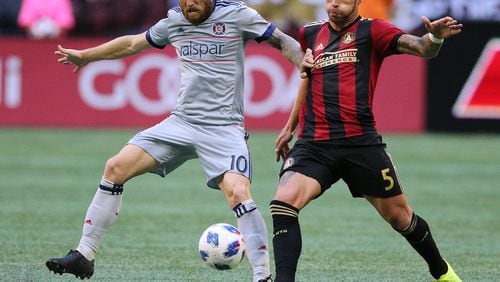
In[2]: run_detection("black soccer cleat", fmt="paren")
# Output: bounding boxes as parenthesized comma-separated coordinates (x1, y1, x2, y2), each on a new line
(46, 249, 94, 279)
(258, 275, 273, 282)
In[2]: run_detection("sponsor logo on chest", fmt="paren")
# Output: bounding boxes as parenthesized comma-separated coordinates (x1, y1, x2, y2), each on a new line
(178, 23, 228, 59)
(313, 49, 358, 70)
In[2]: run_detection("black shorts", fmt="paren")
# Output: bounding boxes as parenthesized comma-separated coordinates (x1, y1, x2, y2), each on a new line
(280, 140, 404, 198)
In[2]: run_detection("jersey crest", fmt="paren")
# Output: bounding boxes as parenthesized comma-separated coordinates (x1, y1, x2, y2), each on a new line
(342, 32, 355, 44)
(212, 22, 226, 35)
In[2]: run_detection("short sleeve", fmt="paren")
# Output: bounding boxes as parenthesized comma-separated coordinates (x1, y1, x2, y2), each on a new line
(146, 16, 171, 49)
(298, 26, 307, 52)
(370, 19, 407, 57)
(237, 6, 275, 42)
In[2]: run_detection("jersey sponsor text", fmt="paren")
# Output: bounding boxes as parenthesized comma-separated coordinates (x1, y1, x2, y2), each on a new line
(179, 40, 225, 58)
(313, 49, 358, 70)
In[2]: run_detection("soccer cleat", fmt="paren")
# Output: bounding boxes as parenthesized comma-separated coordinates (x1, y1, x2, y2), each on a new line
(436, 260, 461, 282)
(46, 249, 94, 279)
(257, 275, 273, 282)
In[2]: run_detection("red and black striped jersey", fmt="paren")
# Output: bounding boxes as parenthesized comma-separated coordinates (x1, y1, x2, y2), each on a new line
(297, 16, 406, 144)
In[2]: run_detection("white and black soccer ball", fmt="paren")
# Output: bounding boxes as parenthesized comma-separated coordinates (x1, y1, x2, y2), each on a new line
(198, 223, 246, 270)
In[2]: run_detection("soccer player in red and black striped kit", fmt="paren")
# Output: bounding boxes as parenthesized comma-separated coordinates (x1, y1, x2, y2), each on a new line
(269, 0, 463, 281)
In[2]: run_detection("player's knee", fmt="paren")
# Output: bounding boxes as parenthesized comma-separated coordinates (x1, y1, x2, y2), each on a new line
(399, 214, 432, 243)
(385, 207, 413, 230)
(103, 157, 127, 183)
(219, 173, 251, 205)
(230, 185, 249, 204)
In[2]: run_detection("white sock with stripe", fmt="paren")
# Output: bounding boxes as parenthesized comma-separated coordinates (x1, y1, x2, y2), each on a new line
(76, 179, 123, 261)
(234, 199, 271, 281)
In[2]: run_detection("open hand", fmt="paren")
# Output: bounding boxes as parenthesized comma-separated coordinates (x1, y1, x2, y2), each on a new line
(275, 127, 293, 162)
(54, 45, 88, 73)
(421, 16, 463, 39)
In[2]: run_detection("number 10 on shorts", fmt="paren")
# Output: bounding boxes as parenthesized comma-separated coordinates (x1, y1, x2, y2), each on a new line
(231, 155, 248, 173)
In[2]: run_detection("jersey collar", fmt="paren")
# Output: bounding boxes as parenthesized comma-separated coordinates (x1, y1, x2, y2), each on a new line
(329, 15, 362, 33)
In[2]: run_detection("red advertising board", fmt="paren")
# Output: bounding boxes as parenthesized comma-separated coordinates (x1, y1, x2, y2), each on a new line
(452, 38, 500, 119)
(0, 38, 425, 132)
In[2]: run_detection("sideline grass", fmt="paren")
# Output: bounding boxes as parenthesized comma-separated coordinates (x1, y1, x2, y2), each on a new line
(0, 128, 499, 281)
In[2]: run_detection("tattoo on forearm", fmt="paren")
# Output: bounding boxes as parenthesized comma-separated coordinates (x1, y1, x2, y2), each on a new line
(423, 34, 443, 56)
(398, 36, 421, 55)
(268, 30, 304, 69)
(398, 34, 442, 58)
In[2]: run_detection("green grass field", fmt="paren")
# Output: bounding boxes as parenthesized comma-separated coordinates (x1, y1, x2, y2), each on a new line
(0, 128, 499, 281)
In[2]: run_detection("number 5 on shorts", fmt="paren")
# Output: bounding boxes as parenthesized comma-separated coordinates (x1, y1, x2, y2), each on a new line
(381, 168, 394, 191)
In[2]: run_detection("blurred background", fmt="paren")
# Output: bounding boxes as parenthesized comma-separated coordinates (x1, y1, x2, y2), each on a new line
(0, 0, 499, 132)
(1, 1, 499, 280)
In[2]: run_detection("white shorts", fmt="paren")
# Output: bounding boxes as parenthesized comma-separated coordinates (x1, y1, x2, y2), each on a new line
(128, 114, 252, 189)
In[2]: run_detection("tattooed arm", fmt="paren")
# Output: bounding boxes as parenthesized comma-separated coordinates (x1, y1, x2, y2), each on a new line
(267, 28, 304, 71)
(397, 16, 463, 58)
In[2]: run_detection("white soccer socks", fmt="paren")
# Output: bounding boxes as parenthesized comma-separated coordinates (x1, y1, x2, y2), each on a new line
(76, 179, 123, 261)
(234, 200, 271, 281)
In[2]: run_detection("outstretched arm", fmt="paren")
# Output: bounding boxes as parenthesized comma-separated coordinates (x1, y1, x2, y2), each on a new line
(266, 28, 308, 78)
(397, 16, 463, 58)
(275, 77, 308, 162)
(55, 32, 152, 73)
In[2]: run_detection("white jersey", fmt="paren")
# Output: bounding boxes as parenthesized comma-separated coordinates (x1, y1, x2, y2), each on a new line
(146, 0, 276, 125)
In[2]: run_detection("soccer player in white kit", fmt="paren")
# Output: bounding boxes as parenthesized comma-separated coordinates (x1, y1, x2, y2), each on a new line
(46, 0, 305, 280)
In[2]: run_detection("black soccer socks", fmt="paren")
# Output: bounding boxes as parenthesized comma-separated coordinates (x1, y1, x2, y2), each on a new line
(270, 200, 301, 282)
(398, 213, 448, 279)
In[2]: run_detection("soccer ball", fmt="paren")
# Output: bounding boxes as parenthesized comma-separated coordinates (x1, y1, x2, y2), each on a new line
(198, 223, 246, 270)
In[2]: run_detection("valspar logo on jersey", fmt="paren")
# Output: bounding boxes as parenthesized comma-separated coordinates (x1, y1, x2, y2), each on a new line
(77, 53, 300, 117)
(178, 40, 225, 59)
